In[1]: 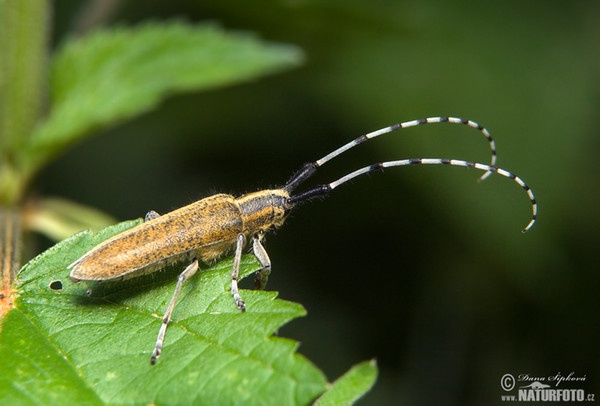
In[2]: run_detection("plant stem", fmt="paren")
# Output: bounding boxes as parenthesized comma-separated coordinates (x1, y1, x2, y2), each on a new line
(0, 0, 51, 206)
(0, 208, 21, 303)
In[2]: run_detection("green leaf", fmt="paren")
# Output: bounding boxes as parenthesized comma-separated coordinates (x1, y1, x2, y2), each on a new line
(22, 21, 303, 177)
(1, 220, 332, 405)
(0, 309, 102, 405)
(315, 360, 378, 406)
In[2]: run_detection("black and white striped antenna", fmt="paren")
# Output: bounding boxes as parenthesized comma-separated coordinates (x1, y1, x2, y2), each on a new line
(285, 116, 537, 233)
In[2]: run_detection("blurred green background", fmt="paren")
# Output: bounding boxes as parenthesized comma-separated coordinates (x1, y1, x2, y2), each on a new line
(35, 1, 599, 404)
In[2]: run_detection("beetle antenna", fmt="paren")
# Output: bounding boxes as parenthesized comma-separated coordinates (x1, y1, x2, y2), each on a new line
(284, 116, 497, 192)
(284, 117, 537, 233)
(288, 158, 537, 233)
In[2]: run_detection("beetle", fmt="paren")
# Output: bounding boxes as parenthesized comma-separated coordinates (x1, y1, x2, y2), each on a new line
(68, 116, 537, 364)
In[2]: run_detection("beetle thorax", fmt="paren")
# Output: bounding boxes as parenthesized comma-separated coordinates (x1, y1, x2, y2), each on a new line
(236, 189, 292, 234)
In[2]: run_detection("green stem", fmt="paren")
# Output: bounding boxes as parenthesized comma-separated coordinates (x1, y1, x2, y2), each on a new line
(0, 0, 51, 206)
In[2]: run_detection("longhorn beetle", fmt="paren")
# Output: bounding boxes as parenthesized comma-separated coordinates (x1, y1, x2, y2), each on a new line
(68, 116, 537, 364)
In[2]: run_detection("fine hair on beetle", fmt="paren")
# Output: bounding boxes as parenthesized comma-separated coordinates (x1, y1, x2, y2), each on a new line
(67, 116, 537, 364)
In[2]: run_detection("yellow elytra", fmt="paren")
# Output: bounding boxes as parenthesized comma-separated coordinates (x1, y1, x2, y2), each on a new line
(69, 191, 289, 281)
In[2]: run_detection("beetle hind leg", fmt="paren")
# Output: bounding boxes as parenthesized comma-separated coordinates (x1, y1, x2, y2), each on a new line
(230, 233, 247, 311)
(150, 258, 199, 365)
(144, 210, 160, 222)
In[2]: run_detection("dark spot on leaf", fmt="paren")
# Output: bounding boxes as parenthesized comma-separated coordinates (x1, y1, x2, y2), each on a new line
(49, 280, 63, 290)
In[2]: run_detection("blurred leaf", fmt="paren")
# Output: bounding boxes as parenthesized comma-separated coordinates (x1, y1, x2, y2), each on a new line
(23, 197, 116, 241)
(0, 219, 376, 405)
(21, 21, 303, 178)
(315, 360, 378, 406)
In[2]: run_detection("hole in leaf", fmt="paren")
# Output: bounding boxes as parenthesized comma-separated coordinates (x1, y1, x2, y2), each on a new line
(49, 280, 63, 290)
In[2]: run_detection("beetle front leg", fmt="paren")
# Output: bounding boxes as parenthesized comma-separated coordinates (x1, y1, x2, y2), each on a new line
(252, 231, 272, 290)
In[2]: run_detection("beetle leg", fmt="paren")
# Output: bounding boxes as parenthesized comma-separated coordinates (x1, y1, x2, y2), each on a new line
(144, 210, 160, 222)
(231, 233, 247, 311)
(252, 231, 272, 290)
(150, 258, 199, 365)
